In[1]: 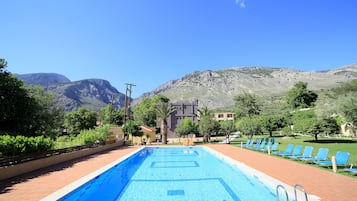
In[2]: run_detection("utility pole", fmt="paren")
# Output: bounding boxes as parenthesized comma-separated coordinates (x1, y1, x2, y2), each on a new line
(109, 94, 114, 125)
(123, 83, 136, 125)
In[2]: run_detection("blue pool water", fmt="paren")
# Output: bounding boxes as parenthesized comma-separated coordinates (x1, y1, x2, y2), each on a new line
(58, 147, 279, 201)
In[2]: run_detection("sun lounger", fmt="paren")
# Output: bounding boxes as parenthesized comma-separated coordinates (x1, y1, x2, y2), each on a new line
(248, 140, 262, 150)
(270, 142, 279, 152)
(300, 148, 329, 163)
(272, 144, 294, 156)
(288, 146, 313, 160)
(259, 141, 272, 151)
(254, 141, 266, 150)
(278, 145, 302, 157)
(243, 139, 252, 148)
(260, 142, 279, 153)
(315, 151, 350, 167)
(345, 167, 357, 175)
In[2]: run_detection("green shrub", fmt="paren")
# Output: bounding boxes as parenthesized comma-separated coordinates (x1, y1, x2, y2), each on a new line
(0, 135, 54, 156)
(74, 124, 113, 146)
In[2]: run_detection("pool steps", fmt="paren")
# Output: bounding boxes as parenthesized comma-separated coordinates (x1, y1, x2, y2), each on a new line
(276, 183, 309, 201)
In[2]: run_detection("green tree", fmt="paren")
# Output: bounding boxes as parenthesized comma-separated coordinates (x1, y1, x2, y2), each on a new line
(341, 97, 357, 135)
(234, 93, 261, 139)
(306, 119, 323, 141)
(133, 97, 156, 126)
(156, 100, 174, 144)
(0, 58, 8, 73)
(175, 117, 195, 139)
(320, 117, 340, 137)
(64, 107, 98, 134)
(234, 93, 261, 118)
(260, 114, 287, 137)
(26, 86, 64, 137)
(291, 109, 317, 134)
(0, 69, 36, 135)
(219, 120, 235, 144)
(236, 117, 262, 138)
(122, 120, 143, 142)
(286, 82, 318, 109)
(100, 105, 124, 126)
(1, 59, 63, 137)
(132, 95, 168, 127)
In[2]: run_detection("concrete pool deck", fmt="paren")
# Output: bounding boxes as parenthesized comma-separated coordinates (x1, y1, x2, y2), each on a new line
(0, 144, 356, 201)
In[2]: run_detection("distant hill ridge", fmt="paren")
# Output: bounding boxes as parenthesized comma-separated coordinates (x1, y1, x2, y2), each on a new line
(16, 73, 71, 86)
(137, 64, 357, 109)
(17, 73, 126, 112)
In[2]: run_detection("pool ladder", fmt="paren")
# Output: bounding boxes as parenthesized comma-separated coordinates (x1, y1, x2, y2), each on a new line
(276, 184, 309, 201)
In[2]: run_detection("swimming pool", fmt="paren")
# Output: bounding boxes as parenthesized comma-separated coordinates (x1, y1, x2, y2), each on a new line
(42, 146, 316, 201)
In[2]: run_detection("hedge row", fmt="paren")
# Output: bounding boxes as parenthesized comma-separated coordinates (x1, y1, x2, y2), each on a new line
(0, 135, 54, 157)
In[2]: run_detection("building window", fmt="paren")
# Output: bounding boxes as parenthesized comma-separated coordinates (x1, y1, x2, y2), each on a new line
(218, 114, 224, 118)
(227, 113, 233, 118)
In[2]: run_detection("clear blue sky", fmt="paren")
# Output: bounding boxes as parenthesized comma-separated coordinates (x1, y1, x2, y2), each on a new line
(1, 0, 357, 98)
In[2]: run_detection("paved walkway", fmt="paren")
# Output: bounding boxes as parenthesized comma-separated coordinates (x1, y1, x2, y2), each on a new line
(0, 144, 356, 201)
(207, 144, 357, 201)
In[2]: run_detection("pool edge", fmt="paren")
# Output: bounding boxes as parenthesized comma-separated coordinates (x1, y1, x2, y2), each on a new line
(40, 146, 145, 201)
(204, 146, 321, 201)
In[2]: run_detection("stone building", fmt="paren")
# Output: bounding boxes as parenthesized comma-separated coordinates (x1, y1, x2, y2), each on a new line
(167, 100, 199, 138)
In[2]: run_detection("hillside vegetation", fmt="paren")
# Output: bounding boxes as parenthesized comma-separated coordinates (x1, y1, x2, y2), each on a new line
(139, 64, 357, 109)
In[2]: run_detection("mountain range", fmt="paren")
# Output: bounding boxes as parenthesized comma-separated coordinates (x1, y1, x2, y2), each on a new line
(137, 64, 357, 108)
(16, 73, 126, 112)
(16, 64, 357, 112)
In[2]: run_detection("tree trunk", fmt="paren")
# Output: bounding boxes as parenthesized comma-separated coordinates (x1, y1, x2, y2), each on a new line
(269, 131, 273, 137)
(314, 134, 318, 141)
(203, 135, 209, 143)
(161, 121, 167, 144)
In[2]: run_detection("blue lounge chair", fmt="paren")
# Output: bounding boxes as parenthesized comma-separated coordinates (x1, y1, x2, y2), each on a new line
(248, 140, 261, 150)
(315, 151, 350, 167)
(300, 148, 329, 163)
(279, 145, 302, 157)
(243, 139, 251, 147)
(259, 141, 272, 151)
(345, 167, 357, 175)
(271, 142, 279, 152)
(272, 144, 294, 156)
(288, 146, 313, 160)
(243, 139, 254, 148)
(254, 141, 266, 150)
(260, 142, 278, 152)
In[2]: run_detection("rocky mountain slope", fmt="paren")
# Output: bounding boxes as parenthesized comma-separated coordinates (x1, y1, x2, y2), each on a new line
(138, 64, 357, 109)
(18, 64, 357, 111)
(16, 73, 70, 86)
(17, 73, 126, 112)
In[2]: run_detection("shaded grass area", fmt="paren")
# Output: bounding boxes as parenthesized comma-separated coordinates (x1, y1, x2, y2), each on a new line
(231, 135, 357, 178)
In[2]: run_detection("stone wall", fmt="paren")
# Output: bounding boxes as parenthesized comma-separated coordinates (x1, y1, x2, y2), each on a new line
(0, 141, 124, 181)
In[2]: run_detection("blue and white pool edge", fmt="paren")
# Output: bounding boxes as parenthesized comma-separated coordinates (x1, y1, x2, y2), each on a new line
(203, 146, 321, 201)
(40, 146, 146, 201)
(41, 145, 321, 201)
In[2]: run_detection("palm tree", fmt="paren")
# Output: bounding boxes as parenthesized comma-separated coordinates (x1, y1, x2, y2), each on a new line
(198, 106, 211, 117)
(156, 101, 174, 144)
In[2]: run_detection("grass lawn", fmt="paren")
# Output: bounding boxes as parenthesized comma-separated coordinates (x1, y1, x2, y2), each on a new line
(231, 135, 357, 178)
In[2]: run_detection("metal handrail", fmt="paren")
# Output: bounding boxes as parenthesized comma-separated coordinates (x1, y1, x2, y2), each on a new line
(294, 184, 309, 201)
(276, 184, 289, 201)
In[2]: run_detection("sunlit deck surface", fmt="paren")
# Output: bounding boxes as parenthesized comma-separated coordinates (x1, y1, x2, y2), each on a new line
(1, 144, 357, 201)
